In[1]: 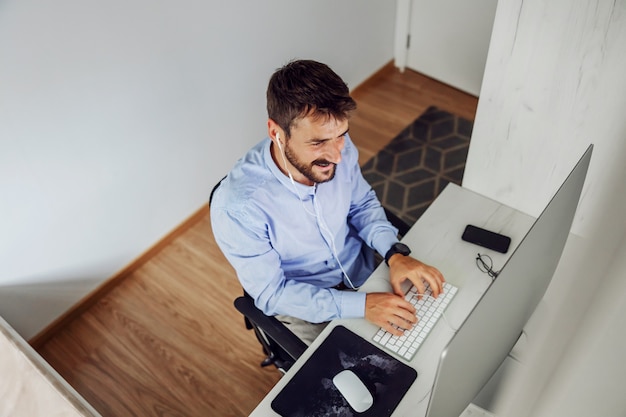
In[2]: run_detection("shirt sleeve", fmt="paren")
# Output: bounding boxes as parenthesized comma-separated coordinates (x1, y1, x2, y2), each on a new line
(210, 202, 366, 323)
(344, 136, 400, 256)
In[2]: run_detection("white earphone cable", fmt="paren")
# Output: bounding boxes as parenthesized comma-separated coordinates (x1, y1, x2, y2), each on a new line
(275, 134, 357, 289)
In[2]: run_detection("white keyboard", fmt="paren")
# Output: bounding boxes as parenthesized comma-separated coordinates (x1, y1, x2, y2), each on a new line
(372, 281, 458, 361)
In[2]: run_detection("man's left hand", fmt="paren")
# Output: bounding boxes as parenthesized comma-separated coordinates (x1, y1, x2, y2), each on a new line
(388, 254, 445, 299)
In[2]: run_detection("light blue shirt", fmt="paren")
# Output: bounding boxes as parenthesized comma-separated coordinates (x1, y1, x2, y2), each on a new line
(210, 134, 399, 323)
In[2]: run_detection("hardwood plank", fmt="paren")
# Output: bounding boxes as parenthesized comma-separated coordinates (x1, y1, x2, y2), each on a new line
(38, 215, 282, 416)
(35, 64, 478, 417)
(29, 204, 211, 350)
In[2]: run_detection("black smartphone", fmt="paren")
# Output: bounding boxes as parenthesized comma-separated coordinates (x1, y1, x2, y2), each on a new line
(461, 224, 511, 253)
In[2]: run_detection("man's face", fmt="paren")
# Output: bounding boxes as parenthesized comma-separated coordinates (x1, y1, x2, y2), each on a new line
(279, 115, 349, 186)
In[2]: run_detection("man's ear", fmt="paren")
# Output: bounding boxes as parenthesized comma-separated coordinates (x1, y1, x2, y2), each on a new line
(267, 119, 284, 144)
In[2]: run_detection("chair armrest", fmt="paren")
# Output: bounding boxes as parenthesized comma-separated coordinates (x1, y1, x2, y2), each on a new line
(234, 296, 308, 361)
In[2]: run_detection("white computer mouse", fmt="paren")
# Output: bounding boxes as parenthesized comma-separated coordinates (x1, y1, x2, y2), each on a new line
(332, 369, 374, 413)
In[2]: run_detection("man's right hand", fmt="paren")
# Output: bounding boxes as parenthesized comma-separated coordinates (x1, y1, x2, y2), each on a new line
(364, 292, 417, 336)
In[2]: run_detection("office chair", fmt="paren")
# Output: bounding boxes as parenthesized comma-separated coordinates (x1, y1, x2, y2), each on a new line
(210, 177, 410, 373)
(233, 292, 308, 373)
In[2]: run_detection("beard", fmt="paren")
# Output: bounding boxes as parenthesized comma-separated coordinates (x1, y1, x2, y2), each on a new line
(284, 142, 337, 184)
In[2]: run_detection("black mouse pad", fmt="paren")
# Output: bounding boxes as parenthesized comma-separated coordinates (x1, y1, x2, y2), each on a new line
(270, 325, 417, 417)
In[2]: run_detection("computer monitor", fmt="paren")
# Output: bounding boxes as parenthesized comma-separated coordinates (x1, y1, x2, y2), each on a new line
(425, 145, 593, 417)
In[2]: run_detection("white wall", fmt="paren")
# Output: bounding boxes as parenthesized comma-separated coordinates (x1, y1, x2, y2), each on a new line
(463, 0, 626, 415)
(0, 0, 396, 339)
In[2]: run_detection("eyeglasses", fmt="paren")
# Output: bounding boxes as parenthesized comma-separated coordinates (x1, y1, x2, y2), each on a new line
(475, 253, 499, 279)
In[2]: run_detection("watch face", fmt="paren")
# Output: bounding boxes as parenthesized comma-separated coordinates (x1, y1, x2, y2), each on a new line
(394, 243, 410, 255)
(385, 243, 411, 265)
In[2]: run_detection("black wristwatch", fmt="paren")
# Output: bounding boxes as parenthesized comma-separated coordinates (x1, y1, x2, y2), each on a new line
(384, 242, 411, 266)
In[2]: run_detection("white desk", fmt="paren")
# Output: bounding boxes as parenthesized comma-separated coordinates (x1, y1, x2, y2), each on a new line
(251, 184, 534, 417)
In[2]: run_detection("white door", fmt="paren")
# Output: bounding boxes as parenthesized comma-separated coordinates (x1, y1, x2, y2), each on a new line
(397, 0, 498, 96)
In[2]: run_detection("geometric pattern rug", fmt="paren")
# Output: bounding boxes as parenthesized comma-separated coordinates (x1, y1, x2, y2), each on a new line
(362, 106, 474, 227)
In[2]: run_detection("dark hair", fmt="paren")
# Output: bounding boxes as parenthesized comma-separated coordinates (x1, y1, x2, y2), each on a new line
(266, 60, 357, 137)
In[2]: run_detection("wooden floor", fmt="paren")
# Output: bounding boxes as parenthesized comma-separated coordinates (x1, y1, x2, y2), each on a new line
(35, 63, 478, 417)
(349, 63, 478, 165)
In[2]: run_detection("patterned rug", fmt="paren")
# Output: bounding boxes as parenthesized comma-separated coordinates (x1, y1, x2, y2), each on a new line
(362, 106, 473, 227)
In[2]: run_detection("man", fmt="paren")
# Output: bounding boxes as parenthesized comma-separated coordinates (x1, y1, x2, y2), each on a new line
(211, 59, 445, 345)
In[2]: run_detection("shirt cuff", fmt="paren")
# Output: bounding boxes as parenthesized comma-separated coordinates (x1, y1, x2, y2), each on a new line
(374, 232, 400, 259)
(339, 291, 367, 319)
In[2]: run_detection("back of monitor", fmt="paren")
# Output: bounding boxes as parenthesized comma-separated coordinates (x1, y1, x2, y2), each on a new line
(426, 145, 593, 417)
